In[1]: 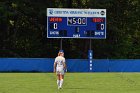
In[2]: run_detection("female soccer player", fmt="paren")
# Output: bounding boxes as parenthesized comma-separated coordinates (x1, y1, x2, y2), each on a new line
(54, 51, 66, 89)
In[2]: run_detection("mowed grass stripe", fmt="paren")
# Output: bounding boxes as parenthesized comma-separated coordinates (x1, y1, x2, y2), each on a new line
(0, 73, 140, 93)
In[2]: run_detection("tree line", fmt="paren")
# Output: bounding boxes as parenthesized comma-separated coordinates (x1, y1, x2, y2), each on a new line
(0, 0, 139, 59)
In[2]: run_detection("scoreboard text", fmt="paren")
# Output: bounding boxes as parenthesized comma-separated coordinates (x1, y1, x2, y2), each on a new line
(47, 8, 106, 39)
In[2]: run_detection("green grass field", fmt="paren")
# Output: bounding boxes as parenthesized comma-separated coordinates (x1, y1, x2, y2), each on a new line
(0, 73, 140, 93)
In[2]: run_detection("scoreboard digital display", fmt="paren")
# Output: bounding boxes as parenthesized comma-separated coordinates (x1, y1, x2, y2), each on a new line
(47, 8, 106, 39)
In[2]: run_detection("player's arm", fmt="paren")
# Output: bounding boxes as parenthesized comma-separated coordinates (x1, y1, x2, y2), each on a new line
(54, 62, 57, 73)
(63, 62, 66, 69)
(63, 58, 67, 71)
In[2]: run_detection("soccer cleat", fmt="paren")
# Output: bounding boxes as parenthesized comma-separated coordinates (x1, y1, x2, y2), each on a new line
(58, 86, 62, 89)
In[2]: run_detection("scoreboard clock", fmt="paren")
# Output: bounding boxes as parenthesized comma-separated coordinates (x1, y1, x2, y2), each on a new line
(47, 8, 106, 39)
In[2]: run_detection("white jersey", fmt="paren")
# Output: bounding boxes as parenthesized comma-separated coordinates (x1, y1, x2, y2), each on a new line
(54, 56, 65, 68)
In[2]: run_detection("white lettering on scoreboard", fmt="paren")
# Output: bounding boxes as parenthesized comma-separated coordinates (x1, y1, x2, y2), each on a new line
(47, 8, 106, 39)
(47, 8, 106, 17)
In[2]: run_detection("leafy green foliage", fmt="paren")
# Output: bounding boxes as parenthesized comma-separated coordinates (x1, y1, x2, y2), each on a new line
(0, 0, 139, 58)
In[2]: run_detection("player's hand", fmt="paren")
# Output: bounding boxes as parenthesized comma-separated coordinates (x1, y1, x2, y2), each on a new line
(65, 69, 67, 72)
(54, 69, 56, 73)
(64, 68, 67, 72)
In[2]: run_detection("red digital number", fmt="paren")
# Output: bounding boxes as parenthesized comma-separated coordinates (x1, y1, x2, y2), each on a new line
(49, 17, 62, 22)
(92, 18, 104, 22)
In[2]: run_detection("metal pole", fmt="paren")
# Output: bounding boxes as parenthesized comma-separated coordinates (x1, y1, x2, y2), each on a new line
(60, 38, 63, 50)
(89, 38, 92, 50)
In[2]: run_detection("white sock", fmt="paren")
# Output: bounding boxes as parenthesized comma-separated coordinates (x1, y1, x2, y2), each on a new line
(57, 80, 60, 87)
(60, 79, 63, 88)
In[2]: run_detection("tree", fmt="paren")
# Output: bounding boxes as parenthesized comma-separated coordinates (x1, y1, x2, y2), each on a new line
(0, 0, 139, 59)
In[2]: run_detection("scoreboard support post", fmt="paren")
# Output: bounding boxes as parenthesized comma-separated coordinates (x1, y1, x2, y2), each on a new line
(60, 38, 63, 50)
(90, 39, 92, 50)
(59, 38, 64, 54)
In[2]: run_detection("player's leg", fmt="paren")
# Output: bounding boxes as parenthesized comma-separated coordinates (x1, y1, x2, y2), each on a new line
(59, 70, 64, 88)
(56, 68, 61, 89)
(57, 74, 60, 87)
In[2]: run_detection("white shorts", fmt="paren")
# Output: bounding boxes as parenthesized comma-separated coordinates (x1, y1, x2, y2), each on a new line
(56, 67, 64, 75)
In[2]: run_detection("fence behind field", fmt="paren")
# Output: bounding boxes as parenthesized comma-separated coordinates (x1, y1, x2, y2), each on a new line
(0, 58, 140, 72)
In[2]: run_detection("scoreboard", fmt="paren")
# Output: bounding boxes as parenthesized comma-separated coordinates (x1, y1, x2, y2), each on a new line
(47, 8, 106, 39)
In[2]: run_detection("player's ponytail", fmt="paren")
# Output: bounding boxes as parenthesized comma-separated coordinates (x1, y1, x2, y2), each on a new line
(58, 52, 61, 56)
(58, 52, 63, 56)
